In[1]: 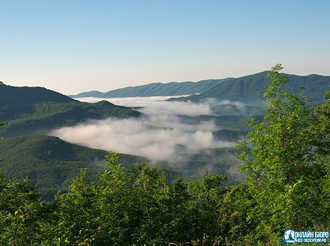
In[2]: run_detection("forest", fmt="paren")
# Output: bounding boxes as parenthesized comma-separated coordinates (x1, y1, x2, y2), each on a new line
(1, 64, 330, 245)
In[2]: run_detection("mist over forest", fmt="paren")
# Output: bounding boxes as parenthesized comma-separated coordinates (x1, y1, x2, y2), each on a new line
(52, 97, 244, 162)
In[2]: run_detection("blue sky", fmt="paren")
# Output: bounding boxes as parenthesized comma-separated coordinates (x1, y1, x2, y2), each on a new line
(1, 0, 329, 95)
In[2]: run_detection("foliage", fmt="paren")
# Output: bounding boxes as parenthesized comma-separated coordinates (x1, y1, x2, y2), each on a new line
(237, 64, 330, 243)
(0, 153, 234, 245)
(0, 134, 244, 201)
(0, 173, 45, 245)
(0, 134, 147, 200)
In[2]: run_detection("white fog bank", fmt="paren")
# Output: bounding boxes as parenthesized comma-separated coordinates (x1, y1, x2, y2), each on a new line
(51, 97, 239, 161)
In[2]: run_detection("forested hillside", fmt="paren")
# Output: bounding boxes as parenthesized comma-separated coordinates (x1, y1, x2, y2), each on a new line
(72, 72, 330, 103)
(0, 84, 74, 105)
(174, 72, 330, 103)
(0, 84, 141, 137)
(0, 83, 144, 199)
(0, 134, 147, 200)
(0, 82, 247, 201)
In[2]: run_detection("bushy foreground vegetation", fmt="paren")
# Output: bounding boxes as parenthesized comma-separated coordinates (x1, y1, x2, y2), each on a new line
(1, 65, 330, 245)
(0, 154, 248, 245)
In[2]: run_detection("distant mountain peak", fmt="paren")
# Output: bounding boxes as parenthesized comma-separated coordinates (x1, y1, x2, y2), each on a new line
(69, 71, 330, 103)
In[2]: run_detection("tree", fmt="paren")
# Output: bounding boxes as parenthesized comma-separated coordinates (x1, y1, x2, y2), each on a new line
(0, 82, 52, 245)
(237, 64, 330, 243)
(38, 153, 231, 245)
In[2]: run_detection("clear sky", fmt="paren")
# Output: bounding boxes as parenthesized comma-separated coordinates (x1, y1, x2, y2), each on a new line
(1, 0, 329, 95)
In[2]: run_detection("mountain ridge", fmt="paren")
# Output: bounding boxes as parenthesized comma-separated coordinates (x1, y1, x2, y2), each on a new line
(70, 79, 226, 98)
(172, 71, 330, 103)
(70, 71, 330, 103)
(0, 83, 141, 137)
(0, 84, 75, 105)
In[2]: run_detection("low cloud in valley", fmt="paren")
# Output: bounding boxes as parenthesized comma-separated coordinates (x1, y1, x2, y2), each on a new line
(52, 97, 242, 162)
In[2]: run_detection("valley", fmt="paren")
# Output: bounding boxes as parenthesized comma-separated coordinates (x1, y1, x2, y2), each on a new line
(2, 67, 330, 244)
(1, 71, 330, 200)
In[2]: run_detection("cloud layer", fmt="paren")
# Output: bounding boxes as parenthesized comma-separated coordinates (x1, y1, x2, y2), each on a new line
(52, 97, 237, 162)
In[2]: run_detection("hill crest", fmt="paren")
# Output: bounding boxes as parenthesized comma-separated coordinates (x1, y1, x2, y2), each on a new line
(70, 71, 330, 102)
(70, 79, 225, 98)
(0, 83, 75, 105)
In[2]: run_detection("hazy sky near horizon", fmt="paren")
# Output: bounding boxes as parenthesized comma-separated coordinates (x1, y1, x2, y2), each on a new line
(1, 0, 329, 95)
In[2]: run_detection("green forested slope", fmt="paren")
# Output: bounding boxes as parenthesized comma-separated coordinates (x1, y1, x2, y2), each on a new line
(72, 72, 330, 102)
(0, 84, 74, 105)
(71, 79, 224, 98)
(0, 133, 241, 199)
(0, 100, 141, 138)
(177, 72, 330, 103)
(0, 134, 147, 200)
(0, 84, 141, 137)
